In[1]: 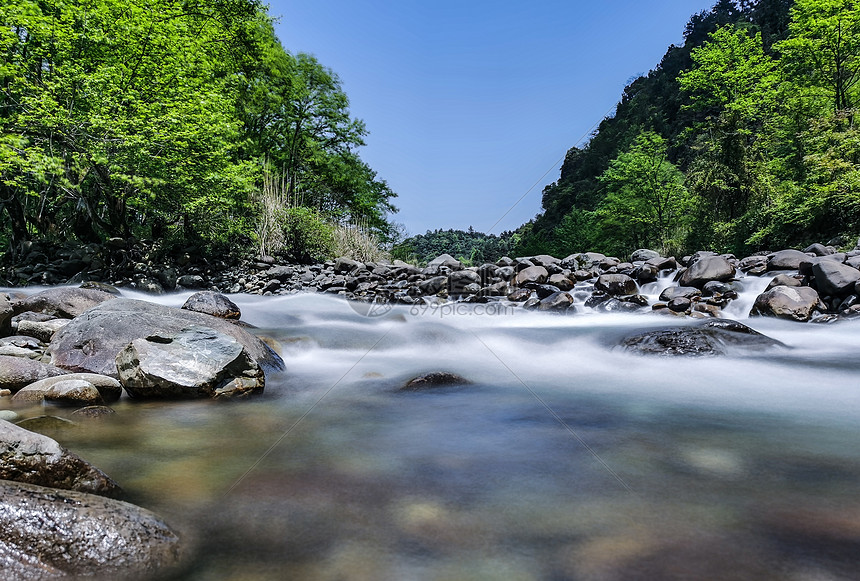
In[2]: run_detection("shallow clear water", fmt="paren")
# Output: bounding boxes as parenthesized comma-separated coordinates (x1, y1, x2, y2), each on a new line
(4, 285, 860, 580)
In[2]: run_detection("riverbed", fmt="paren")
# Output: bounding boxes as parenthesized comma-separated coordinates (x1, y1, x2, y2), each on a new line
(6, 287, 860, 580)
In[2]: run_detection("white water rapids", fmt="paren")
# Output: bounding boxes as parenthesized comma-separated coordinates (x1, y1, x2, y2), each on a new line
(4, 276, 860, 580)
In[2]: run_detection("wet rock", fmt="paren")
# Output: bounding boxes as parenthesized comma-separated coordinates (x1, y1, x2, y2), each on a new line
(0, 419, 120, 496)
(0, 480, 181, 579)
(514, 266, 549, 286)
(679, 255, 736, 288)
(334, 257, 362, 274)
(79, 281, 121, 295)
(595, 274, 638, 296)
(538, 291, 574, 312)
(0, 355, 68, 392)
(12, 287, 116, 319)
(0, 336, 44, 359)
(750, 286, 823, 322)
(803, 242, 834, 256)
(400, 372, 472, 391)
(0, 295, 12, 336)
(176, 274, 205, 288)
(418, 276, 448, 295)
(634, 264, 658, 283)
(548, 273, 575, 291)
(529, 254, 561, 268)
(423, 254, 462, 275)
(134, 277, 164, 294)
(448, 270, 482, 295)
(181, 291, 241, 320)
(811, 260, 860, 296)
(266, 265, 294, 281)
(766, 274, 802, 290)
(116, 326, 265, 400)
(48, 299, 284, 378)
(631, 249, 660, 262)
(507, 288, 532, 302)
(43, 379, 104, 407)
(658, 286, 702, 301)
(645, 256, 678, 271)
(620, 320, 785, 356)
(15, 318, 68, 342)
(12, 373, 121, 404)
(701, 281, 734, 296)
(767, 249, 810, 271)
(70, 405, 116, 419)
(738, 255, 768, 275)
(14, 415, 77, 433)
(668, 297, 692, 313)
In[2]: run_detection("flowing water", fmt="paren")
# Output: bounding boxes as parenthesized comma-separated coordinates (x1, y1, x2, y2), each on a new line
(4, 279, 860, 580)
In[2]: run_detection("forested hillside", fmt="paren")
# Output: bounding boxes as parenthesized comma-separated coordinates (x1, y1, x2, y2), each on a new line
(516, 0, 859, 258)
(0, 0, 396, 261)
(392, 228, 517, 266)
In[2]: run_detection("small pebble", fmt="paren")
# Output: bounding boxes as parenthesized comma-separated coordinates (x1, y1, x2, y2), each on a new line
(0, 389, 11, 397)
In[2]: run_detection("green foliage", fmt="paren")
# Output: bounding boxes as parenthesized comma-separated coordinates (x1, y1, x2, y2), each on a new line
(0, 0, 396, 260)
(523, 0, 860, 257)
(595, 132, 694, 256)
(279, 207, 335, 264)
(393, 228, 516, 266)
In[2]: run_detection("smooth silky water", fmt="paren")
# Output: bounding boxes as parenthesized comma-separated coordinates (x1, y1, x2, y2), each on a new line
(4, 282, 860, 580)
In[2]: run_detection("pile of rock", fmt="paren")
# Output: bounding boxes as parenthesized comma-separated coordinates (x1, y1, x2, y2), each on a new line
(0, 287, 290, 578)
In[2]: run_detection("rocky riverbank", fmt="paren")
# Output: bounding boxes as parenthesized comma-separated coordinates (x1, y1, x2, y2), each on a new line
(8, 237, 860, 322)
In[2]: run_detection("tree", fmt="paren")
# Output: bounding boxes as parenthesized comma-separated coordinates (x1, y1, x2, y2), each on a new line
(776, 0, 860, 117)
(0, 0, 263, 251)
(595, 131, 693, 256)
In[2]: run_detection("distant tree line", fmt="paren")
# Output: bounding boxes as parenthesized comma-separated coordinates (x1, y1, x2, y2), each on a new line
(0, 0, 396, 259)
(392, 228, 517, 266)
(515, 0, 860, 258)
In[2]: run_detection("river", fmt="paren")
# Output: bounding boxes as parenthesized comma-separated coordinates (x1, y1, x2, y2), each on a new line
(6, 280, 860, 580)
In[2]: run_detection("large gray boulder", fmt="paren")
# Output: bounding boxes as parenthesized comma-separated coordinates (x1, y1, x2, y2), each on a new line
(620, 320, 784, 356)
(0, 480, 181, 579)
(811, 260, 860, 296)
(750, 286, 823, 322)
(423, 254, 462, 275)
(631, 249, 660, 262)
(448, 270, 482, 294)
(47, 299, 284, 378)
(0, 420, 120, 497)
(679, 256, 736, 288)
(11, 373, 121, 404)
(181, 291, 241, 320)
(514, 265, 549, 286)
(116, 326, 265, 400)
(595, 274, 638, 296)
(11, 287, 116, 319)
(0, 355, 68, 392)
(418, 276, 447, 295)
(767, 249, 810, 271)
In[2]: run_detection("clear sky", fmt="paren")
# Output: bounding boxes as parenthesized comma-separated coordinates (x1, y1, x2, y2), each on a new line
(267, 1, 718, 237)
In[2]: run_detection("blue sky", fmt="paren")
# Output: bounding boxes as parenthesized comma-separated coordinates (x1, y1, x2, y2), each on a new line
(268, 1, 718, 237)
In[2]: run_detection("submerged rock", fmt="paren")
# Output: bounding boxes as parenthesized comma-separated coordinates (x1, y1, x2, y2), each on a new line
(619, 320, 785, 356)
(400, 372, 472, 391)
(0, 480, 181, 579)
(116, 326, 265, 400)
(0, 419, 121, 496)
